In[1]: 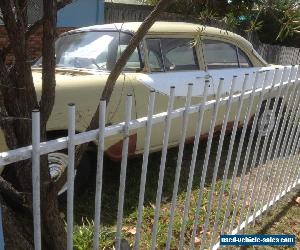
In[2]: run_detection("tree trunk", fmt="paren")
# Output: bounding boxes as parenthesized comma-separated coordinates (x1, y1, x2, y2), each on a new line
(0, 0, 68, 249)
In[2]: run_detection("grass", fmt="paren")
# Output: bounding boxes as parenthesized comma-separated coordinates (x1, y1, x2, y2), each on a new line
(72, 178, 233, 249)
(60, 126, 300, 249)
(243, 189, 300, 250)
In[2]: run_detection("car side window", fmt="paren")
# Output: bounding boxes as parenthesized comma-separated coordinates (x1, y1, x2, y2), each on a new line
(162, 38, 199, 71)
(146, 39, 164, 72)
(116, 45, 141, 71)
(203, 39, 239, 69)
(237, 48, 253, 68)
(203, 39, 253, 69)
(146, 38, 199, 72)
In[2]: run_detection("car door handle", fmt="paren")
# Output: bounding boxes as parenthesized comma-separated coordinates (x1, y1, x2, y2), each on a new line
(196, 74, 211, 79)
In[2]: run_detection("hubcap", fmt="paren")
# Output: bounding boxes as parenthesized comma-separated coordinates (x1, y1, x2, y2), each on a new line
(257, 109, 275, 136)
(48, 152, 69, 195)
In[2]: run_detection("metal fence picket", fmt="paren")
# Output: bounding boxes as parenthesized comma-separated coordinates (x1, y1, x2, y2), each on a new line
(190, 77, 224, 249)
(93, 99, 106, 250)
(210, 71, 263, 248)
(32, 110, 41, 250)
(151, 87, 175, 250)
(231, 68, 281, 233)
(277, 68, 300, 194)
(220, 74, 254, 235)
(166, 83, 193, 250)
(134, 90, 156, 250)
(236, 68, 286, 231)
(250, 68, 294, 226)
(178, 80, 210, 250)
(200, 75, 238, 249)
(243, 69, 290, 226)
(255, 67, 290, 216)
(67, 104, 76, 250)
(265, 69, 300, 209)
(116, 94, 133, 250)
(256, 67, 294, 214)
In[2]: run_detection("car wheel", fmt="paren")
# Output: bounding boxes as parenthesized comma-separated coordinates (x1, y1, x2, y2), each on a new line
(257, 98, 282, 136)
(48, 152, 70, 195)
(48, 150, 93, 196)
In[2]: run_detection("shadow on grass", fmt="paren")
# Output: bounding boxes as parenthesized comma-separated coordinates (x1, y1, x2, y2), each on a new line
(69, 126, 261, 226)
(59, 114, 293, 224)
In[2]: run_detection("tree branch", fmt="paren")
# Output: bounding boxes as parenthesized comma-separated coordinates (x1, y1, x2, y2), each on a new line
(39, 0, 57, 132)
(1, 0, 72, 59)
(0, 176, 27, 207)
(0, 1, 25, 60)
(90, 0, 176, 131)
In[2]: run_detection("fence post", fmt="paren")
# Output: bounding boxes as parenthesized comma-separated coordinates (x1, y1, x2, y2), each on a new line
(32, 109, 41, 250)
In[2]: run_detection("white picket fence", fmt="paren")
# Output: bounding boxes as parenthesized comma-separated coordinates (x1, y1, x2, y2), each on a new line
(0, 65, 300, 250)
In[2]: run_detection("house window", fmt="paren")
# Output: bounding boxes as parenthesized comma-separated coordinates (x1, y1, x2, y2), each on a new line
(146, 38, 199, 72)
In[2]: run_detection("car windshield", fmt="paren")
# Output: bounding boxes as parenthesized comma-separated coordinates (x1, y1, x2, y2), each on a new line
(34, 31, 141, 71)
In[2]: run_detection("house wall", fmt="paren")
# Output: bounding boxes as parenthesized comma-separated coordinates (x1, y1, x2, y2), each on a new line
(58, 0, 104, 27)
(0, 26, 72, 65)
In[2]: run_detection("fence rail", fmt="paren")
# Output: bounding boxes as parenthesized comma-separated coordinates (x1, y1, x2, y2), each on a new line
(0, 66, 300, 249)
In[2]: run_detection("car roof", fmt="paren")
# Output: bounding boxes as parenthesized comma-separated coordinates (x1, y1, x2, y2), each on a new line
(67, 22, 254, 51)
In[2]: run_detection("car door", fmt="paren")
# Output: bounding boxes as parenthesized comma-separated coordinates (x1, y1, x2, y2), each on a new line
(202, 38, 263, 127)
(134, 36, 214, 152)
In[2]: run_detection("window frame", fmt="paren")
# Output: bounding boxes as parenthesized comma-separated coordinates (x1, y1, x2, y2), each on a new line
(200, 36, 254, 70)
(143, 34, 205, 73)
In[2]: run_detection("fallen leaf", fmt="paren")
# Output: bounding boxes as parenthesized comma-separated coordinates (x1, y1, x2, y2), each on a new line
(128, 227, 136, 235)
(194, 236, 201, 245)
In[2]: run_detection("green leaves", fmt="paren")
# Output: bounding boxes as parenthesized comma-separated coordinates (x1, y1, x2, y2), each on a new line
(276, 2, 300, 41)
(141, 0, 299, 45)
(247, 20, 264, 32)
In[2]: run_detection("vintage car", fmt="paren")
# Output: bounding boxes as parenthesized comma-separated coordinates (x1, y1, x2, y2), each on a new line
(0, 22, 288, 186)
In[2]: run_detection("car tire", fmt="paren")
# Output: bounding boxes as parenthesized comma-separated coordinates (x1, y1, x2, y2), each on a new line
(47, 132, 94, 196)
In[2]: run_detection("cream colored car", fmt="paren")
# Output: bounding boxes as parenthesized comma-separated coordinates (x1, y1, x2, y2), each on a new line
(0, 22, 286, 183)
